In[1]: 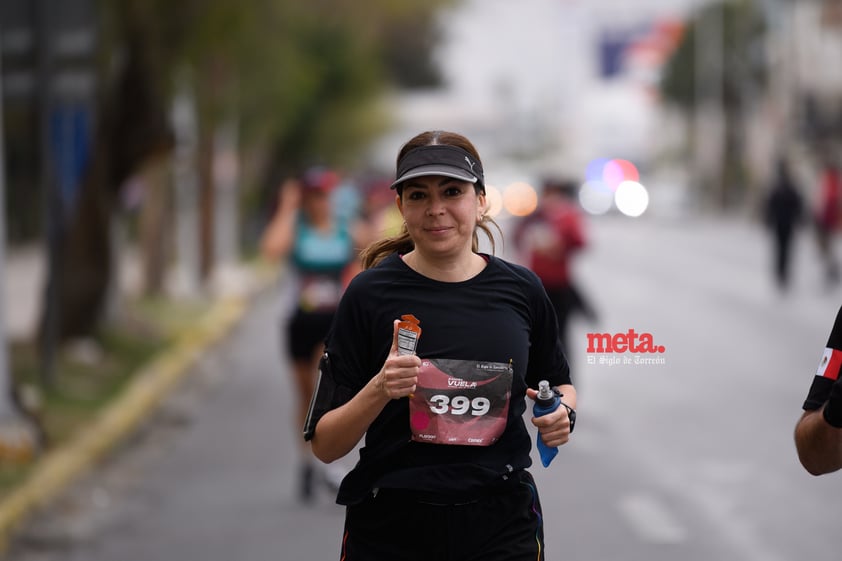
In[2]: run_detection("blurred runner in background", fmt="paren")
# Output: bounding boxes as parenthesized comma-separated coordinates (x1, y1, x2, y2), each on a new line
(763, 158, 804, 292)
(357, 175, 404, 245)
(513, 178, 597, 369)
(812, 154, 841, 288)
(260, 167, 363, 502)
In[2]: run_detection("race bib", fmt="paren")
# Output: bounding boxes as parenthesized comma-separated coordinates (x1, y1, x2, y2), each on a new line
(298, 275, 343, 311)
(409, 358, 512, 446)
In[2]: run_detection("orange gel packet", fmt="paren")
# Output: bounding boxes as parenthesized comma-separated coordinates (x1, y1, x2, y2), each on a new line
(396, 314, 421, 356)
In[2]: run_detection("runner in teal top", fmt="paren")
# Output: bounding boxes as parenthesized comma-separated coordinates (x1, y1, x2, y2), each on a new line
(261, 167, 361, 501)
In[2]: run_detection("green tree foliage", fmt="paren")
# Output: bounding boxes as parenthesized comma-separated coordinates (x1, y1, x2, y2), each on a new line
(660, 0, 766, 110)
(659, 0, 767, 209)
(660, 23, 696, 110)
(41, 0, 456, 350)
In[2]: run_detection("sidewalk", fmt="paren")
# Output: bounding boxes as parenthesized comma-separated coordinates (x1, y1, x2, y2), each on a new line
(0, 243, 276, 552)
(3, 243, 265, 342)
(3, 243, 148, 343)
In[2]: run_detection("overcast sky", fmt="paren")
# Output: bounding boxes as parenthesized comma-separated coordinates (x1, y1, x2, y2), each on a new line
(376, 0, 711, 176)
(436, 0, 702, 108)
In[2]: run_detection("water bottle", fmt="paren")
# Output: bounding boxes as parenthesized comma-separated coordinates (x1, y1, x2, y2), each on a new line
(533, 380, 560, 467)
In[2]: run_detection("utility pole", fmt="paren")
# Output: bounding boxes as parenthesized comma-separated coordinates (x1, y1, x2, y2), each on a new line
(0, 27, 39, 462)
(210, 117, 242, 296)
(171, 73, 201, 298)
(0, 28, 15, 418)
(693, 1, 725, 210)
(37, 0, 59, 388)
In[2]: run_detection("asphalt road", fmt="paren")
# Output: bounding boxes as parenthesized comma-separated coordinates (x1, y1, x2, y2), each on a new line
(3, 212, 842, 561)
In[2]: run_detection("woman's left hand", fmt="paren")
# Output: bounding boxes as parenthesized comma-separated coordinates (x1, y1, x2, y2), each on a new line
(526, 388, 572, 447)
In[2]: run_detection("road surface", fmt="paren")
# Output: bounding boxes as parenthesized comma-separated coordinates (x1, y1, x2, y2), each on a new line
(4, 213, 841, 561)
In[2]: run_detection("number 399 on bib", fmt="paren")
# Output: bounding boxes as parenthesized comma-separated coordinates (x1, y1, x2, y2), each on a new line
(408, 358, 512, 446)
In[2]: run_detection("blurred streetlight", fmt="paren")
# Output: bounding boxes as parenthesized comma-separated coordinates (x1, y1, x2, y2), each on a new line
(502, 181, 538, 217)
(484, 184, 504, 218)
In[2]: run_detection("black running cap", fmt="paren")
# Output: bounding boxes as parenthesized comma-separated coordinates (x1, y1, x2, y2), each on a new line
(390, 145, 484, 191)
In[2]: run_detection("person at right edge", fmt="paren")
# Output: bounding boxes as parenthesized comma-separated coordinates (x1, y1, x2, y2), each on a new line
(795, 305, 842, 475)
(303, 130, 576, 560)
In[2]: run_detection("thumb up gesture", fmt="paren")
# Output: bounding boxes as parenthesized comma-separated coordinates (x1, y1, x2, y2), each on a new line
(375, 320, 421, 399)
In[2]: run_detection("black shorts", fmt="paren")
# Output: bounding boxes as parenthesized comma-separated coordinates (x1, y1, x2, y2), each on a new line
(286, 309, 335, 360)
(340, 470, 545, 561)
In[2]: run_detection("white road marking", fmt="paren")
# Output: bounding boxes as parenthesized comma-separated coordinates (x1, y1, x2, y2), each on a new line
(617, 493, 687, 544)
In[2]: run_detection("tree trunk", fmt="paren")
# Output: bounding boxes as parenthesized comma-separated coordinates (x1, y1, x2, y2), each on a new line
(54, 156, 113, 338)
(140, 157, 172, 296)
(198, 119, 215, 282)
(38, 25, 172, 344)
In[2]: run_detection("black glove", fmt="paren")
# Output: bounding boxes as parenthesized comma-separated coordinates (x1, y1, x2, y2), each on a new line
(822, 378, 842, 428)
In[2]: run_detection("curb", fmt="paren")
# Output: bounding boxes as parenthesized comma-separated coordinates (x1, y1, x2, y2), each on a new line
(0, 287, 260, 552)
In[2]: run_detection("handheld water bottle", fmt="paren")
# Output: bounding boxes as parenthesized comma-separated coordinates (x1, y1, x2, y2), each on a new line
(533, 380, 560, 467)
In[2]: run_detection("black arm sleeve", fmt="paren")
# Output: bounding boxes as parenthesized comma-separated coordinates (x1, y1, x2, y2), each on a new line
(302, 352, 355, 441)
(802, 305, 842, 411)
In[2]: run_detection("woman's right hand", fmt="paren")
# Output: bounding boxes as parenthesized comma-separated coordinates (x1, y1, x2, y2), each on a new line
(375, 320, 421, 399)
(277, 178, 302, 213)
